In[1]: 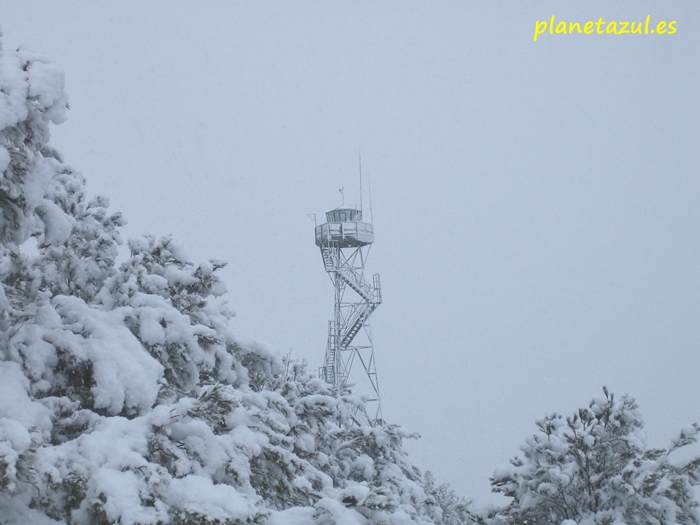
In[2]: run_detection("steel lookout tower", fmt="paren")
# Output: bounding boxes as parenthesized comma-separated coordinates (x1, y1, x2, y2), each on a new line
(315, 204, 382, 424)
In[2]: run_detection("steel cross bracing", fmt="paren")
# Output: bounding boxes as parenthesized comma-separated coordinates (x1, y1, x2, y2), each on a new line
(319, 241, 382, 424)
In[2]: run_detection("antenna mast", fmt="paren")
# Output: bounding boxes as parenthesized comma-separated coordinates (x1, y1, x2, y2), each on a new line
(359, 152, 363, 213)
(368, 171, 374, 224)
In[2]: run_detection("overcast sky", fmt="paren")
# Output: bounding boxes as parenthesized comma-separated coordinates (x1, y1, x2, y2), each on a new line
(2, 1, 699, 505)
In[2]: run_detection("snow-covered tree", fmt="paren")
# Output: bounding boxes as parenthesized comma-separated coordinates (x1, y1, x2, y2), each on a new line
(422, 471, 478, 525)
(0, 33, 442, 525)
(491, 388, 700, 525)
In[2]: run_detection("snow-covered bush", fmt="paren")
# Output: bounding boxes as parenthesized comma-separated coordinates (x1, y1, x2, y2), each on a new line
(491, 388, 700, 525)
(0, 34, 441, 525)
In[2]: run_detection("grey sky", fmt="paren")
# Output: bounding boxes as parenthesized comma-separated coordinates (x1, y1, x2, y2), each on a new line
(2, 1, 699, 505)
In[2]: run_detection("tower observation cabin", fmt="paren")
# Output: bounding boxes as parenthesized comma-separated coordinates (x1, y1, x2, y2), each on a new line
(315, 207, 374, 248)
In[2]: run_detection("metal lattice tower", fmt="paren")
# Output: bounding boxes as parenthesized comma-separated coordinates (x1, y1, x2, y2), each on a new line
(315, 205, 382, 425)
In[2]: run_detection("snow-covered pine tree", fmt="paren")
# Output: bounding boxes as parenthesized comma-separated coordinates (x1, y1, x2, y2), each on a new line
(491, 388, 700, 525)
(422, 471, 478, 525)
(0, 33, 442, 525)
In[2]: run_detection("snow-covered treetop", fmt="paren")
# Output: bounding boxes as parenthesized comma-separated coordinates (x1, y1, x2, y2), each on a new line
(0, 41, 69, 247)
(492, 389, 700, 525)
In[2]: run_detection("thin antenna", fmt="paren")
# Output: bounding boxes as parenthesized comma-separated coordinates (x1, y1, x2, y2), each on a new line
(339, 187, 344, 206)
(359, 151, 363, 213)
(368, 171, 374, 223)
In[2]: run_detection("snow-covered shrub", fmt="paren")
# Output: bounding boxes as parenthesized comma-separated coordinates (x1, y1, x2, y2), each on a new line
(491, 388, 700, 525)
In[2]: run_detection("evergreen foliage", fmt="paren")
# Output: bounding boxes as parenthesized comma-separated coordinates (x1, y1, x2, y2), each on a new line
(422, 471, 478, 525)
(491, 388, 700, 525)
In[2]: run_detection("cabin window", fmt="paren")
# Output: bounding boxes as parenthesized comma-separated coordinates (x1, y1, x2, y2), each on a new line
(325, 209, 362, 223)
